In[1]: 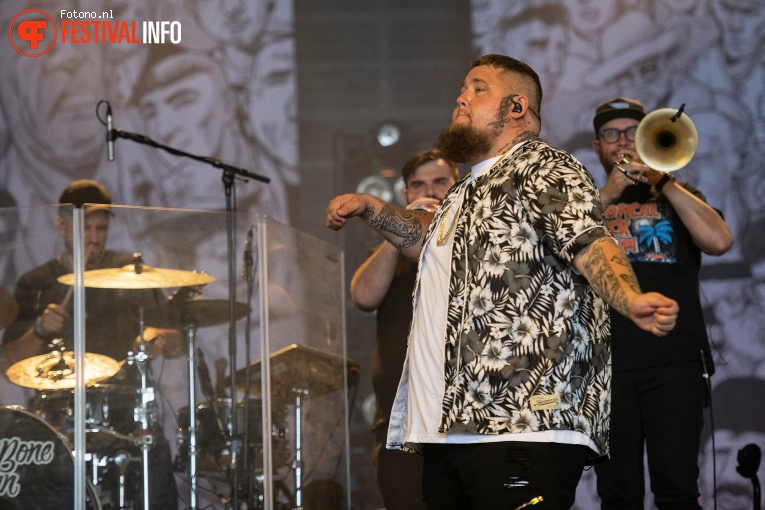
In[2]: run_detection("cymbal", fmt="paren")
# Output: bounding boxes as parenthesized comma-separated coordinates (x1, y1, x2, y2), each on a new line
(0, 286, 18, 330)
(140, 299, 251, 329)
(6, 351, 121, 390)
(57, 264, 215, 289)
(225, 344, 359, 399)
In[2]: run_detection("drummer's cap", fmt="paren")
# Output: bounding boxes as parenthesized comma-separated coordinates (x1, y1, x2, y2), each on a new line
(58, 179, 113, 216)
(593, 97, 645, 136)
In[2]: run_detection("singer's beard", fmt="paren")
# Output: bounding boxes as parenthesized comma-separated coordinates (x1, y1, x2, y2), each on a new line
(434, 123, 495, 164)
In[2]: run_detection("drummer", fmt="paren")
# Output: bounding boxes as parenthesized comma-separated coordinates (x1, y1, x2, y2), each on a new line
(0, 179, 179, 509)
(0, 179, 183, 366)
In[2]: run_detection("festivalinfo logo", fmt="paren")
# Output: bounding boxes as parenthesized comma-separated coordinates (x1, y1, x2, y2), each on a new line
(8, 8, 182, 57)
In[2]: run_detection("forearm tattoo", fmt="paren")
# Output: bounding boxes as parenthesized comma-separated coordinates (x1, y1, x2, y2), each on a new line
(367, 203, 423, 250)
(579, 241, 639, 317)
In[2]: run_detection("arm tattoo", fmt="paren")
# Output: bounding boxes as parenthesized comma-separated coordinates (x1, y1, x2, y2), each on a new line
(579, 241, 635, 316)
(368, 203, 423, 250)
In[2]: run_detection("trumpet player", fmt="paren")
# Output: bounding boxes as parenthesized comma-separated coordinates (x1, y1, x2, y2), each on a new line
(591, 97, 733, 509)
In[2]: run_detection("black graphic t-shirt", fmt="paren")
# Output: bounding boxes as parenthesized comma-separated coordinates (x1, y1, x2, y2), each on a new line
(605, 182, 715, 373)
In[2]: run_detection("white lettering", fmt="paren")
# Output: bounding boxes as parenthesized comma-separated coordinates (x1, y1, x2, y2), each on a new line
(0, 472, 21, 498)
(142, 21, 182, 44)
(60, 10, 97, 19)
(170, 21, 181, 44)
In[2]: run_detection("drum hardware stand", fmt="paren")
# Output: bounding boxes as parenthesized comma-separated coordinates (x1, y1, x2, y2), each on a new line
(291, 390, 307, 510)
(180, 287, 203, 510)
(127, 304, 156, 510)
(114, 450, 132, 510)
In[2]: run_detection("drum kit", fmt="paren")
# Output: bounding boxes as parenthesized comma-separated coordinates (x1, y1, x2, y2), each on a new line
(1, 258, 358, 510)
(0, 261, 256, 509)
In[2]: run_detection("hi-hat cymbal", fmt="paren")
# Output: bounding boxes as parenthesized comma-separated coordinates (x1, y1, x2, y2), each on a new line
(0, 287, 18, 330)
(58, 264, 215, 289)
(6, 351, 121, 390)
(140, 299, 251, 329)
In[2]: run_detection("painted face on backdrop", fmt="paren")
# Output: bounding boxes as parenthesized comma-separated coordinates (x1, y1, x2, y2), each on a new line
(191, 0, 271, 47)
(712, 0, 765, 74)
(569, 0, 618, 34)
(249, 37, 298, 174)
(0, 0, 105, 176)
(495, 13, 567, 96)
(700, 429, 765, 510)
(138, 53, 231, 166)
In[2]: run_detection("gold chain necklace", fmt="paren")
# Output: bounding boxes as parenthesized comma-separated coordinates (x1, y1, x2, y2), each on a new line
(436, 205, 458, 246)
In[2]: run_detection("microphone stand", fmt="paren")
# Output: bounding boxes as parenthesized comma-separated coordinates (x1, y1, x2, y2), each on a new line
(112, 129, 270, 185)
(110, 127, 269, 509)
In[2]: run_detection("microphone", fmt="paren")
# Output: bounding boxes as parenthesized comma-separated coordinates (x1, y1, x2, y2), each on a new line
(736, 443, 762, 479)
(106, 103, 115, 162)
(242, 226, 253, 280)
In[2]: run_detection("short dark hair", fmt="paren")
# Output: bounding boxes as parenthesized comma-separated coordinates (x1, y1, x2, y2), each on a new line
(471, 54, 543, 115)
(58, 179, 113, 216)
(401, 149, 459, 185)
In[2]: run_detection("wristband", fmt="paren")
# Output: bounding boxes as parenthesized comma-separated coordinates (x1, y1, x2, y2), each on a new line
(655, 172, 674, 192)
(33, 316, 47, 338)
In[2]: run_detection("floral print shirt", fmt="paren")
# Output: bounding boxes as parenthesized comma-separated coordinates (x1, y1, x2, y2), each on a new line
(388, 139, 613, 461)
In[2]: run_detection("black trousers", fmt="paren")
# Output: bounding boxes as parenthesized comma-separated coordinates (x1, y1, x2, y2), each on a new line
(595, 361, 706, 509)
(373, 426, 427, 509)
(422, 441, 589, 509)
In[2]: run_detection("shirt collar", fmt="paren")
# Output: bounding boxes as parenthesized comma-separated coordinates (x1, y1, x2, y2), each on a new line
(469, 141, 525, 181)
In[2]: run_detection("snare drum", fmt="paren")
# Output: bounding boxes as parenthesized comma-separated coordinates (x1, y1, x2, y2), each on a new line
(0, 406, 101, 510)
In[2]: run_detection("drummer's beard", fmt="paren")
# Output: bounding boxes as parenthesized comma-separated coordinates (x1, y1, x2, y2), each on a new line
(434, 124, 494, 164)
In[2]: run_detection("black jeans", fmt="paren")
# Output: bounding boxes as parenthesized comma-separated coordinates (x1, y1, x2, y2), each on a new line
(422, 441, 589, 509)
(595, 361, 706, 509)
(373, 426, 427, 510)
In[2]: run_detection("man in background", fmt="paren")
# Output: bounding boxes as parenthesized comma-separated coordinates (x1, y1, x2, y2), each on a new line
(351, 149, 459, 509)
(591, 97, 733, 509)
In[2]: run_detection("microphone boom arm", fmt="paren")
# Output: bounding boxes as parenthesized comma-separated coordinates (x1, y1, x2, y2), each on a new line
(112, 129, 271, 184)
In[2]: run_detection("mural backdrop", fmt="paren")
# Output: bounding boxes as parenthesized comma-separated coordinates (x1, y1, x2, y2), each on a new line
(0, 0, 763, 508)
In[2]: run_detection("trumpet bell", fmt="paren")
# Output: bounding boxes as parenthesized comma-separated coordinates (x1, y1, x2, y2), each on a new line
(636, 107, 698, 172)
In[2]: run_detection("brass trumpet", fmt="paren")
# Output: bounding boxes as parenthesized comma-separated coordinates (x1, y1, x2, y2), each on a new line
(613, 105, 699, 178)
(635, 105, 698, 172)
(613, 152, 645, 184)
